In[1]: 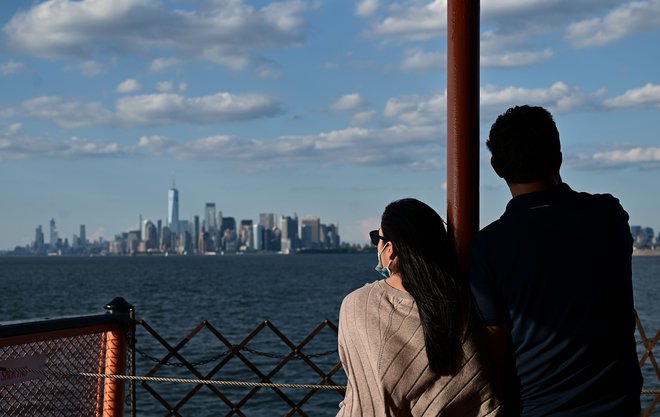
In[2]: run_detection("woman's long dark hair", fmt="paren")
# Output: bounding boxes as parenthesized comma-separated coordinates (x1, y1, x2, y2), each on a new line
(381, 198, 473, 375)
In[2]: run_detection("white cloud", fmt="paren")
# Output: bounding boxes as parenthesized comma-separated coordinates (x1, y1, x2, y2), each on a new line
(155, 81, 175, 93)
(150, 57, 181, 72)
(332, 93, 367, 111)
(0, 134, 124, 160)
(380, 82, 604, 127)
(476, 0, 637, 70)
(3, 0, 310, 72)
(573, 146, 660, 169)
(255, 64, 283, 79)
(603, 83, 660, 108)
(384, 93, 445, 126)
(482, 0, 556, 18)
(480, 29, 531, 53)
(137, 135, 172, 155)
(80, 60, 107, 76)
(1, 91, 282, 128)
(361, 0, 622, 44)
(401, 48, 444, 71)
(154, 81, 187, 93)
(351, 110, 377, 126)
(359, 0, 642, 63)
(482, 0, 623, 26)
(367, 0, 446, 41)
(117, 79, 142, 93)
(135, 126, 434, 167)
(58, 136, 122, 157)
(65, 60, 107, 77)
(481, 48, 554, 68)
(565, 0, 660, 47)
(133, 122, 441, 169)
(356, 0, 379, 17)
(157, 124, 441, 168)
(18, 96, 114, 128)
(480, 81, 599, 115)
(0, 60, 25, 75)
(116, 92, 283, 125)
(6, 123, 22, 136)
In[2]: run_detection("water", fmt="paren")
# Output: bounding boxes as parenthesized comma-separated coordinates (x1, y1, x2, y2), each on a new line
(0, 254, 657, 416)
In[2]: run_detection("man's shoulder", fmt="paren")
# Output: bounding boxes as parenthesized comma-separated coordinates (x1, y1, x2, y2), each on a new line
(553, 182, 617, 204)
(475, 216, 507, 241)
(567, 186, 629, 221)
(570, 186, 620, 205)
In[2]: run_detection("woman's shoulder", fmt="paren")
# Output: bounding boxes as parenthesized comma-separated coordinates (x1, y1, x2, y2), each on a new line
(342, 280, 383, 304)
(341, 280, 413, 314)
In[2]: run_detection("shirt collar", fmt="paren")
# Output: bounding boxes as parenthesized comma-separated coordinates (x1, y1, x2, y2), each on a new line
(505, 182, 572, 213)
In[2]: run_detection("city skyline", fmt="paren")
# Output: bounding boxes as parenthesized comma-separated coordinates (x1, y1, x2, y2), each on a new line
(11, 182, 660, 253)
(1, 1, 660, 250)
(16, 184, 345, 254)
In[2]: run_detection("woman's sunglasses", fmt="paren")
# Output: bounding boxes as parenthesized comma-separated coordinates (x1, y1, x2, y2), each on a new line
(369, 230, 388, 246)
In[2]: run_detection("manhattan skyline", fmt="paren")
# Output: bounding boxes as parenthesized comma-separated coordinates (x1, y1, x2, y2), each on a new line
(1, 1, 660, 250)
(22, 183, 344, 256)
(20, 185, 344, 250)
(11, 182, 659, 253)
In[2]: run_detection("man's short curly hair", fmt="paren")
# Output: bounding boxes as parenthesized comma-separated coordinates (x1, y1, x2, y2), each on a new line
(487, 105, 561, 183)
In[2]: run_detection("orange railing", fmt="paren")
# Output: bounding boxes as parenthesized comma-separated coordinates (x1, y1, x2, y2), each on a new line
(0, 298, 131, 417)
(0, 299, 656, 417)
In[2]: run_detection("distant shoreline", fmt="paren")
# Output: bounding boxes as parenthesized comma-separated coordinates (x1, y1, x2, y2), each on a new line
(632, 249, 660, 256)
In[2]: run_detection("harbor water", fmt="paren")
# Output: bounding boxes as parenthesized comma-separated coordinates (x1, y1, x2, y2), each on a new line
(0, 254, 658, 416)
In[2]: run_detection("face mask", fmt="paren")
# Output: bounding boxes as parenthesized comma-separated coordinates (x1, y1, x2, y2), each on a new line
(375, 241, 392, 278)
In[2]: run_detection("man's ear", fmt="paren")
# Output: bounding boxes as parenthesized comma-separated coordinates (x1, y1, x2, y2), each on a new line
(491, 156, 505, 179)
(555, 151, 563, 171)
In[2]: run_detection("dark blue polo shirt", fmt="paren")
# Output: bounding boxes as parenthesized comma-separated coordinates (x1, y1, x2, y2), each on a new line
(470, 183, 642, 417)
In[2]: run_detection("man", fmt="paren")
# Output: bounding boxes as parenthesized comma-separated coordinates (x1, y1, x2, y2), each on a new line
(470, 105, 642, 417)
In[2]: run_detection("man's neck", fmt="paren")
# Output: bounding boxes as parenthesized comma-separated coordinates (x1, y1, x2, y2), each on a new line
(507, 175, 562, 197)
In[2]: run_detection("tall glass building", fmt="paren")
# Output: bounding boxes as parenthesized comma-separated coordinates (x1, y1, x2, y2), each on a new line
(168, 186, 179, 235)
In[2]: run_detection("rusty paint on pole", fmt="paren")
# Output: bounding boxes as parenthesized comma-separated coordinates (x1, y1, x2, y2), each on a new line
(447, 0, 480, 273)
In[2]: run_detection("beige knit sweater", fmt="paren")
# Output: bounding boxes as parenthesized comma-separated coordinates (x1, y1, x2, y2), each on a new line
(336, 280, 501, 417)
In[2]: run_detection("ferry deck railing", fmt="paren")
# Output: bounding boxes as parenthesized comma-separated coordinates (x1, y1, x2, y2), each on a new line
(0, 298, 657, 416)
(0, 298, 131, 416)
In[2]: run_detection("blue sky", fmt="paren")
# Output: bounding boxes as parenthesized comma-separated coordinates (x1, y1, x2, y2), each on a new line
(1, 0, 660, 250)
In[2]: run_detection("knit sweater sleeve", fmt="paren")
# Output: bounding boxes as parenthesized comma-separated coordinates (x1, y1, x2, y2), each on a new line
(336, 282, 384, 416)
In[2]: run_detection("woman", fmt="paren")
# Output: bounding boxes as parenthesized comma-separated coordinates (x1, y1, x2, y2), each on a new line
(336, 198, 501, 416)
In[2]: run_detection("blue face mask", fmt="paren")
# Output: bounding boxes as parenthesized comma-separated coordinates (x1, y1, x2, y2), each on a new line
(375, 241, 392, 278)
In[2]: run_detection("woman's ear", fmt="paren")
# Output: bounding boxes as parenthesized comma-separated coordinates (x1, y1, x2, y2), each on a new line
(388, 241, 397, 260)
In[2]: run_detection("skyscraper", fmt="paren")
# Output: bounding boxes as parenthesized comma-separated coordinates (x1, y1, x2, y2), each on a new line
(168, 185, 179, 235)
(79, 225, 86, 245)
(193, 215, 200, 253)
(205, 203, 217, 233)
(33, 225, 44, 252)
(259, 213, 275, 230)
(280, 213, 299, 253)
(252, 223, 264, 250)
(49, 218, 58, 247)
(301, 216, 321, 249)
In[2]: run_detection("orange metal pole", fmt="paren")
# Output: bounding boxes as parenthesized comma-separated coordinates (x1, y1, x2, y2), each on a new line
(102, 329, 127, 417)
(96, 333, 108, 417)
(447, 0, 480, 273)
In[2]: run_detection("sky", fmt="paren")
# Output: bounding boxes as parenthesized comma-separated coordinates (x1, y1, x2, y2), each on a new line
(1, 0, 660, 250)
